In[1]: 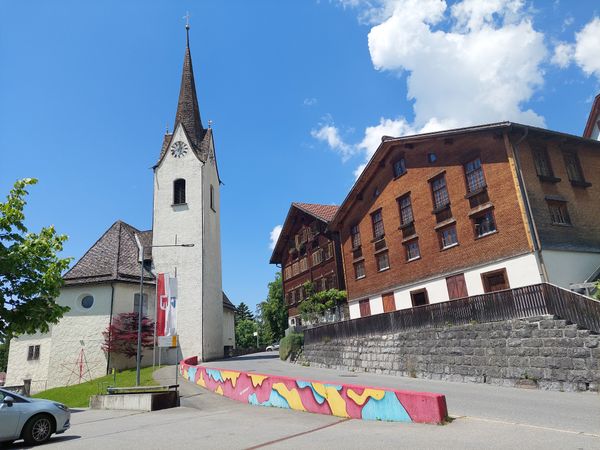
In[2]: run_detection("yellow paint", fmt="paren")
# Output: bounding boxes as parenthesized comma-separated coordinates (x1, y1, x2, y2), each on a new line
(215, 385, 224, 395)
(311, 383, 349, 418)
(249, 374, 269, 387)
(272, 383, 307, 412)
(347, 388, 385, 406)
(221, 371, 241, 388)
(196, 370, 206, 387)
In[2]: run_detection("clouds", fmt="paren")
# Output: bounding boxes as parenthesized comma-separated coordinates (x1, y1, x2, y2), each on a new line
(552, 17, 600, 80)
(317, 0, 548, 178)
(269, 225, 282, 250)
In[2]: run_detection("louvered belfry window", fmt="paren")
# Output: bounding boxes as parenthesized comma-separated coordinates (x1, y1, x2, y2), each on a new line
(174, 179, 186, 205)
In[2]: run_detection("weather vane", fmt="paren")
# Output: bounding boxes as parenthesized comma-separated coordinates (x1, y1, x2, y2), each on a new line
(183, 11, 191, 29)
(208, 119, 213, 129)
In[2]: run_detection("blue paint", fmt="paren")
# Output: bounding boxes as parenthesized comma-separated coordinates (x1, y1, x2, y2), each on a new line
(206, 369, 224, 382)
(187, 366, 197, 382)
(324, 384, 342, 390)
(247, 390, 290, 409)
(297, 381, 326, 404)
(361, 392, 412, 422)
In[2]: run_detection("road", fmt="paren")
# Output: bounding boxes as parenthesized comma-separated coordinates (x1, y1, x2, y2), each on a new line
(6, 352, 599, 449)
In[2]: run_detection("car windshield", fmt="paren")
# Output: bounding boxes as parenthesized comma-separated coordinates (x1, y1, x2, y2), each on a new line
(0, 388, 29, 402)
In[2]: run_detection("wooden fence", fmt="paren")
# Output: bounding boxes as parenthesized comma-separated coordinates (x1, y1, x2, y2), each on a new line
(304, 283, 600, 344)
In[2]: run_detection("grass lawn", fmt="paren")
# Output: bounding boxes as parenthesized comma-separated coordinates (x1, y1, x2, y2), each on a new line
(32, 366, 160, 408)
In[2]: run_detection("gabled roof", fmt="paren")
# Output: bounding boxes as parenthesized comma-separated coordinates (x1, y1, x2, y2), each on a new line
(329, 121, 600, 230)
(63, 221, 233, 310)
(269, 202, 339, 264)
(583, 93, 600, 139)
(222, 292, 236, 311)
(63, 221, 153, 286)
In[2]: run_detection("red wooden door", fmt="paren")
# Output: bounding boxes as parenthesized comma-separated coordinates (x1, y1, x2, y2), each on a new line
(359, 299, 371, 317)
(382, 292, 396, 313)
(446, 273, 468, 299)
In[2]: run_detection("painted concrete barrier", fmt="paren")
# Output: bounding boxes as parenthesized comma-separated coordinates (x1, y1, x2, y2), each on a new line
(180, 356, 448, 424)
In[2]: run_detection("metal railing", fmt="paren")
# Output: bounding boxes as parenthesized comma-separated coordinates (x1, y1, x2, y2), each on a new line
(304, 283, 600, 344)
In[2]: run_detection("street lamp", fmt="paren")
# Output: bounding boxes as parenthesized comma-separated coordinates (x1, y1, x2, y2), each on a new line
(134, 234, 194, 386)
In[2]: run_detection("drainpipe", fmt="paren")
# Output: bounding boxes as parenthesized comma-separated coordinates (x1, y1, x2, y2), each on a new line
(106, 282, 116, 374)
(508, 126, 549, 283)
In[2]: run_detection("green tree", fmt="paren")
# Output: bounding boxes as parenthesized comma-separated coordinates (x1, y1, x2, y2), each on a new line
(0, 340, 8, 372)
(0, 179, 71, 341)
(300, 283, 347, 324)
(235, 302, 254, 323)
(256, 272, 287, 345)
(235, 319, 258, 349)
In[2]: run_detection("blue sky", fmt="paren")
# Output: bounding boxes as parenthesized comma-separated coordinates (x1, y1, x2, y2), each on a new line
(1, 0, 599, 313)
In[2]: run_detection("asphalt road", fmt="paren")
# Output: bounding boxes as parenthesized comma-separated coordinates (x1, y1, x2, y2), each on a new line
(5, 352, 599, 449)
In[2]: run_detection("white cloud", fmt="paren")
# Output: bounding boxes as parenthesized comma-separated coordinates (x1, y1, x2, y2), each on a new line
(311, 123, 355, 161)
(303, 97, 318, 106)
(551, 42, 573, 68)
(552, 17, 600, 80)
(269, 224, 283, 250)
(316, 0, 548, 179)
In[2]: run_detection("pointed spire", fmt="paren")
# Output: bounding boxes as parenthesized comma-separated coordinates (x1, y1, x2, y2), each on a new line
(174, 19, 205, 149)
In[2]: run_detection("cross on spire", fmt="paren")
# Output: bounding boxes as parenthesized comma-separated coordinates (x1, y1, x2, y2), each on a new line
(183, 12, 191, 47)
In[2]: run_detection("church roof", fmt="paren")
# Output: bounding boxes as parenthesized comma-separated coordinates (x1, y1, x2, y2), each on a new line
(63, 221, 153, 286)
(63, 221, 233, 310)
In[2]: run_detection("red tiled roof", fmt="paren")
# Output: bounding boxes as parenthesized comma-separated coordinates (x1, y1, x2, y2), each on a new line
(292, 202, 339, 223)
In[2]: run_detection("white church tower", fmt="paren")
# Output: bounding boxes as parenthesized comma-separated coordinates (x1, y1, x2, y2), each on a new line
(152, 24, 223, 361)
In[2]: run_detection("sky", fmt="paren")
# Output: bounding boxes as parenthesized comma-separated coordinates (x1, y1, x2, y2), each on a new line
(1, 0, 599, 313)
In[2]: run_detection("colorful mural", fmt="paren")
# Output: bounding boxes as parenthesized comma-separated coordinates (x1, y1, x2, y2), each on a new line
(180, 357, 447, 424)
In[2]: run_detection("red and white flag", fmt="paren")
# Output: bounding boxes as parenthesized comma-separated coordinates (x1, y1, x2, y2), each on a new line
(156, 273, 178, 337)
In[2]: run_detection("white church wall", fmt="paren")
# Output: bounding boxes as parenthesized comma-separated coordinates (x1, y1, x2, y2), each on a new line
(46, 284, 112, 389)
(223, 308, 235, 350)
(201, 141, 224, 360)
(153, 124, 205, 362)
(5, 332, 53, 394)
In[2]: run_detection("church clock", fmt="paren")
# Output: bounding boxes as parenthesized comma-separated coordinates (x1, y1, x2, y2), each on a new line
(170, 140, 188, 158)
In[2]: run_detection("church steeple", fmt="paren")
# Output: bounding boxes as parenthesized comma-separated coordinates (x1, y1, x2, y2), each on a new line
(174, 22, 205, 149)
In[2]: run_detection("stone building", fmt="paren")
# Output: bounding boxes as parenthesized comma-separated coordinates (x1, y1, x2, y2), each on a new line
(270, 203, 346, 327)
(329, 122, 600, 319)
(5, 26, 235, 392)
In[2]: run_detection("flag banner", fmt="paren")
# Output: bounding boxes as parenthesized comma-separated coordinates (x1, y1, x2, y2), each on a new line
(165, 276, 178, 336)
(156, 273, 169, 337)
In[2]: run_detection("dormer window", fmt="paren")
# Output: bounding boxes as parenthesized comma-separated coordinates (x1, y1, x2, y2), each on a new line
(173, 179, 186, 205)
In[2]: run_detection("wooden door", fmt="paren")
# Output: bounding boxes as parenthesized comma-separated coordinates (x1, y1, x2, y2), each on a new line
(359, 299, 371, 317)
(446, 273, 468, 300)
(382, 292, 396, 313)
(482, 269, 510, 293)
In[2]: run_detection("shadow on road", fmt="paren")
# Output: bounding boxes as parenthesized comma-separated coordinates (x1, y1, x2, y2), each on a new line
(224, 352, 279, 362)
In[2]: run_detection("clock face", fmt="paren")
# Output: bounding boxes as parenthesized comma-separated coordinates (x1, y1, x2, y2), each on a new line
(170, 141, 188, 158)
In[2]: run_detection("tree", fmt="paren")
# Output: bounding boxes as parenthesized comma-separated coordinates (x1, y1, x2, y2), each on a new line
(256, 272, 287, 345)
(235, 302, 254, 323)
(235, 319, 258, 349)
(300, 282, 347, 324)
(102, 312, 154, 359)
(0, 179, 71, 341)
(0, 340, 8, 372)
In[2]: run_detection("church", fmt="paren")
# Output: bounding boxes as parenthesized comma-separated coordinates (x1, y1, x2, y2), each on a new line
(5, 26, 235, 392)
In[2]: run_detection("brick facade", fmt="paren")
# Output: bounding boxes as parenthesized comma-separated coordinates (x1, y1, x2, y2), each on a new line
(271, 204, 346, 325)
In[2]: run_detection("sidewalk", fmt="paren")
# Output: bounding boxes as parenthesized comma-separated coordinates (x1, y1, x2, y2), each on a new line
(197, 351, 600, 436)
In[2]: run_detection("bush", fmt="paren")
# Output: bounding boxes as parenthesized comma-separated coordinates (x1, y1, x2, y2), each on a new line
(279, 333, 303, 361)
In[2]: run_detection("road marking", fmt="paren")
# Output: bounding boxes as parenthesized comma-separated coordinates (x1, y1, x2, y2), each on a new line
(454, 416, 600, 439)
(244, 418, 351, 449)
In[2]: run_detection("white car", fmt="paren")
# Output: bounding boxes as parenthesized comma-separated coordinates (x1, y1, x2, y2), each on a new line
(0, 388, 70, 445)
(266, 343, 280, 351)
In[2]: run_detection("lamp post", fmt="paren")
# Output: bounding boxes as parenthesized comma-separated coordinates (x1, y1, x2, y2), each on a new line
(134, 234, 194, 386)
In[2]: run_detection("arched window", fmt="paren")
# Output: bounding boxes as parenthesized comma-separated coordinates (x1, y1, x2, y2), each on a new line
(173, 179, 186, 205)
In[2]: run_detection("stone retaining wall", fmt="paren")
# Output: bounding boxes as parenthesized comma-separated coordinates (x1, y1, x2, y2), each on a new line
(303, 315, 600, 392)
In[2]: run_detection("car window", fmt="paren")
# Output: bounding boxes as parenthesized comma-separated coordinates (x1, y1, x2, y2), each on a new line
(0, 391, 5, 402)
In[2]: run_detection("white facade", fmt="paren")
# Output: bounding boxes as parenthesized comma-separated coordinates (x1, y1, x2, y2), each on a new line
(6, 282, 156, 393)
(348, 253, 543, 319)
(152, 124, 223, 362)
